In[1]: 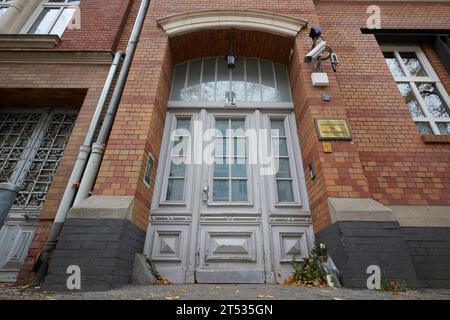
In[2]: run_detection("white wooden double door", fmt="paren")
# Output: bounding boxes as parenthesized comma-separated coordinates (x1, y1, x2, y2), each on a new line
(144, 109, 314, 283)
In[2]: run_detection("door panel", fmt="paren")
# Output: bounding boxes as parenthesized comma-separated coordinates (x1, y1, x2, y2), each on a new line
(147, 224, 190, 284)
(195, 112, 265, 282)
(0, 221, 36, 282)
(195, 225, 264, 283)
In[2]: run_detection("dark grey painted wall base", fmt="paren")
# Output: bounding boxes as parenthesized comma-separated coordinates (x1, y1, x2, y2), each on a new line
(316, 221, 450, 289)
(44, 218, 145, 292)
(402, 227, 450, 288)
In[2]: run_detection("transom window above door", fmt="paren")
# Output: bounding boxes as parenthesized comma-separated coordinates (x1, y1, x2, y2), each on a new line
(170, 57, 292, 104)
(382, 46, 450, 135)
(26, 0, 80, 37)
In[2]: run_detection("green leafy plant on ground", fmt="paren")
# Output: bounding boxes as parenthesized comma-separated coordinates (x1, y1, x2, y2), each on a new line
(145, 256, 171, 285)
(380, 277, 408, 294)
(284, 243, 328, 287)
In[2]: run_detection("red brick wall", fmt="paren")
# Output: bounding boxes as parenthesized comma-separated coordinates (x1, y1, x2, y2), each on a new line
(315, 1, 450, 214)
(93, 0, 323, 230)
(289, 33, 371, 231)
(4, 0, 449, 285)
(95, 0, 450, 233)
(55, 0, 133, 51)
(2, 0, 136, 285)
(0, 63, 112, 284)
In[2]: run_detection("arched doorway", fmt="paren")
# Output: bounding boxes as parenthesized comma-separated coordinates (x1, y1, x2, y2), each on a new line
(143, 10, 313, 284)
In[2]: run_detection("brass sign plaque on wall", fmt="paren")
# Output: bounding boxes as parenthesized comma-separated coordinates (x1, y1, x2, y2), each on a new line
(315, 119, 352, 140)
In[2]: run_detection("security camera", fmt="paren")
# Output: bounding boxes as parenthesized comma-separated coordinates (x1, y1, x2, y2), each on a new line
(304, 41, 327, 64)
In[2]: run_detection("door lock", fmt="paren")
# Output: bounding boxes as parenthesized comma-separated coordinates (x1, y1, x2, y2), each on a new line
(202, 185, 209, 203)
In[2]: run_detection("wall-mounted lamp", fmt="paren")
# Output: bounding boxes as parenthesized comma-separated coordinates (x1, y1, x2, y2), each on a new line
(225, 32, 238, 69)
(309, 26, 322, 40)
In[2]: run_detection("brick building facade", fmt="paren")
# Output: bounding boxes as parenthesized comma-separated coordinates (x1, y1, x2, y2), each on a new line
(0, 0, 449, 291)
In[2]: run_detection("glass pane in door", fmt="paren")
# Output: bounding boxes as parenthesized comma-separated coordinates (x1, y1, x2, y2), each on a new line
(270, 118, 295, 203)
(212, 118, 248, 202)
(166, 117, 191, 202)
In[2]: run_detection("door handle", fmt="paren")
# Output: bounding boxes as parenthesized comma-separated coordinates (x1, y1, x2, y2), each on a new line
(202, 185, 209, 203)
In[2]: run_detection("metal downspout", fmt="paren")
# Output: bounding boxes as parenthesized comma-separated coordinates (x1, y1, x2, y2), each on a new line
(74, 0, 151, 205)
(29, 51, 123, 286)
(30, 0, 151, 286)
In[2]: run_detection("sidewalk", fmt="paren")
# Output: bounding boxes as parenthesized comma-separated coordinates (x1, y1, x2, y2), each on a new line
(1, 284, 450, 300)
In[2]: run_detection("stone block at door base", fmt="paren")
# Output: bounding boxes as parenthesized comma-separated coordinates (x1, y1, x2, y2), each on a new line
(133, 253, 155, 285)
(195, 270, 265, 283)
(44, 218, 145, 292)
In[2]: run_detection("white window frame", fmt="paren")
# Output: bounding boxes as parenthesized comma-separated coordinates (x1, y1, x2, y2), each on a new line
(150, 110, 310, 218)
(382, 45, 450, 135)
(21, 0, 80, 36)
(168, 56, 294, 108)
(143, 153, 154, 188)
(159, 113, 195, 206)
(206, 112, 254, 207)
(262, 112, 303, 209)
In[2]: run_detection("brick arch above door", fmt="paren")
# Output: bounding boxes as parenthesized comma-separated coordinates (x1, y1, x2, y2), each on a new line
(157, 9, 308, 38)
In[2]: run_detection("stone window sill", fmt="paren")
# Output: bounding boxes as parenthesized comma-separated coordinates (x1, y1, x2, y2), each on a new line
(421, 135, 450, 144)
(0, 34, 61, 49)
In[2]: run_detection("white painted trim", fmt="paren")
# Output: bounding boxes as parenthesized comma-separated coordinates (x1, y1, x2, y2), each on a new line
(157, 9, 308, 38)
(0, 50, 114, 64)
(0, 34, 61, 48)
(204, 112, 255, 208)
(168, 101, 295, 110)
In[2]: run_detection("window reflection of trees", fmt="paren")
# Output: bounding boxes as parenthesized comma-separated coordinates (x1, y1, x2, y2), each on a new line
(418, 83, 450, 118)
(170, 57, 291, 103)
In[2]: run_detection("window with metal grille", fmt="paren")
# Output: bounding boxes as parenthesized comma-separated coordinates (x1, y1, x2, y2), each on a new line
(0, 109, 77, 211)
